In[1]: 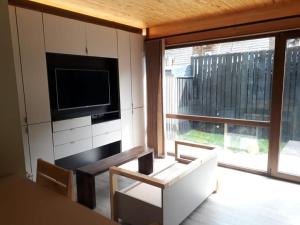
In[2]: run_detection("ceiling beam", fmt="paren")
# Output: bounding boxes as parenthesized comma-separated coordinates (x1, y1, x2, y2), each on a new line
(8, 0, 142, 34)
(165, 16, 300, 47)
(148, 1, 300, 39)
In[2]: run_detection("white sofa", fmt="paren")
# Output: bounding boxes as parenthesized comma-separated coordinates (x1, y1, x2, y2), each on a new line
(109, 141, 219, 225)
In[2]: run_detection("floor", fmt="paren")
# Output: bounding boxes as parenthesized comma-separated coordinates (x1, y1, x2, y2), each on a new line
(90, 165, 300, 225)
(182, 167, 300, 225)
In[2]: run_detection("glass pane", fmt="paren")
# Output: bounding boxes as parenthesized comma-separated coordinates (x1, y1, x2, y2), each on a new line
(279, 38, 300, 177)
(222, 124, 269, 171)
(165, 118, 269, 171)
(165, 37, 275, 121)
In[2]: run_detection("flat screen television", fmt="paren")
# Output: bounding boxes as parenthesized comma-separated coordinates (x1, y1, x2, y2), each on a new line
(55, 68, 111, 110)
(47, 53, 120, 121)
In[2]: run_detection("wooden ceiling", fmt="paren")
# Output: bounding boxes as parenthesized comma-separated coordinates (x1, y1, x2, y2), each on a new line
(27, 0, 300, 38)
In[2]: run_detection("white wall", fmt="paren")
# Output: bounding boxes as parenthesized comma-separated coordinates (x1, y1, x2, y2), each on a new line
(0, 1, 25, 177)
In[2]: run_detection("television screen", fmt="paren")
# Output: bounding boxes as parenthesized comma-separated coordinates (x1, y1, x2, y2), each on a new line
(55, 68, 110, 110)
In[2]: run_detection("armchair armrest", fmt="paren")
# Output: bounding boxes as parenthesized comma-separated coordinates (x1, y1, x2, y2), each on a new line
(109, 166, 166, 189)
(109, 166, 166, 221)
(175, 140, 216, 161)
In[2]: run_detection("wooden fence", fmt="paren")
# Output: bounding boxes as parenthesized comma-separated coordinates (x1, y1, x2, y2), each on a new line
(165, 47, 300, 142)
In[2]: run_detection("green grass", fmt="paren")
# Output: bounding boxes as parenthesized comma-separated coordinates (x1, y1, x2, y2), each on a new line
(178, 129, 269, 154)
(179, 130, 224, 147)
(258, 139, 269, 153)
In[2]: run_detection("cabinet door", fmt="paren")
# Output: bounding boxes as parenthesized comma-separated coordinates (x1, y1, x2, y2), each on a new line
(9, 6, 27, 126)
(28, 123, 54, 181)
(21, 126, 32, 178)
(132, 107, 145, 147)
(118, 30, 132, 110)
(43, 13, 86, 55)
(121, 109, 133, 151)
(86, 23, 117, 58)
(16, 8, 51, 124)
(130, 33, 144, 108)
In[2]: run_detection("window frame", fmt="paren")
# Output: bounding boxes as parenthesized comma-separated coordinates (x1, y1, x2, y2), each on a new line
(163, 30, 300, 183)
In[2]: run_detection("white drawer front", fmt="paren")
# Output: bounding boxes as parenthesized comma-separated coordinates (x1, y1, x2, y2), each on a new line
(53, 116, 91, 132)
(53, 126, 92, 146)
(93, 130, 121, 148)
(92, 119, 121, 136)
(54, 138, 92, 160)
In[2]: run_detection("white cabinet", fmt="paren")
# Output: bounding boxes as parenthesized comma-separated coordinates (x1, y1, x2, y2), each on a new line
(21, 126, 32, 177)
(54, 138, 92, 160)
(16, 7, 51, 124)
(92, 120, 122, 148)
(119, 32, 145, 149)
(130, 33, 144, 108)
(118, 30, 132, 110)
(92, 119, 121, 136)
(52, 116, 92, 160)
(28, 122, 54, 181)
(53, 126, 92, 146)
(86, 23, 117, 58)
(9, 6, 27, 126)
(43, 13, 120, 58)
(132, 107, 145, 147)
(43, 13, 86, 55)
(92, 130, 122, 148)
(121, 109, 133, 151)
(52, 116, 91, 132)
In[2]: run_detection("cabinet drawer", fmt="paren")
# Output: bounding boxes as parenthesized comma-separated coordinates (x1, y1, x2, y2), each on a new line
(54, 138, 92, 160)
(53, 116, 91, 132)
(92, 119, 121, 136)
(93, 130, 121, 148)
(53, 126, 92, 146)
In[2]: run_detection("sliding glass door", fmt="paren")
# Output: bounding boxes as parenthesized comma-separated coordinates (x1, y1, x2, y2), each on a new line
(163, 32, 300, 182)
(278, 37, 300, 178)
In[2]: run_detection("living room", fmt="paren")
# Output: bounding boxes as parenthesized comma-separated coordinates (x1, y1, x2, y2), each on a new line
(0, 1, 300, 225)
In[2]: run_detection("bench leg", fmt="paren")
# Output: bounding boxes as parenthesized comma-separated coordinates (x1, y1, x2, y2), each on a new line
(110, 170, 118, 221)
(76, 171, 96, 209)
(138, 152, 154, 175)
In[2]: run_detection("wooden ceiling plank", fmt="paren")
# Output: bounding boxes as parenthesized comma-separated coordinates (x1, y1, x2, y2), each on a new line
(148, 1, 300, 39)
(164, 17, 300, 47)
(27, 0, 291, 28)
(8, 0, 300, 38)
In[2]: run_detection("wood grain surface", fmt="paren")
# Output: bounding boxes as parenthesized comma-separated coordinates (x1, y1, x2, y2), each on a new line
(0, 175, 119, 225)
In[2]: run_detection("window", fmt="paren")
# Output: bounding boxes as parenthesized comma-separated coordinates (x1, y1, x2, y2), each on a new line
(164, 37, 275, 171)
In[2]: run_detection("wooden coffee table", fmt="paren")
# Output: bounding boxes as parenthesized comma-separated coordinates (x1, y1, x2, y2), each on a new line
(76, 146, 154, 209)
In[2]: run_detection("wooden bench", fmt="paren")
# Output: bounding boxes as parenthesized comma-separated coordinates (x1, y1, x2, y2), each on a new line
(76, 146, 154, 209)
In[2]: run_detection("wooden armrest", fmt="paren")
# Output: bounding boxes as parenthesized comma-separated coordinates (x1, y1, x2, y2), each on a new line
(109, 166, 166, 221)
(109, 166, 166, 189)
(175, 140, 216, 161)
(175, 140, 215, 150)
